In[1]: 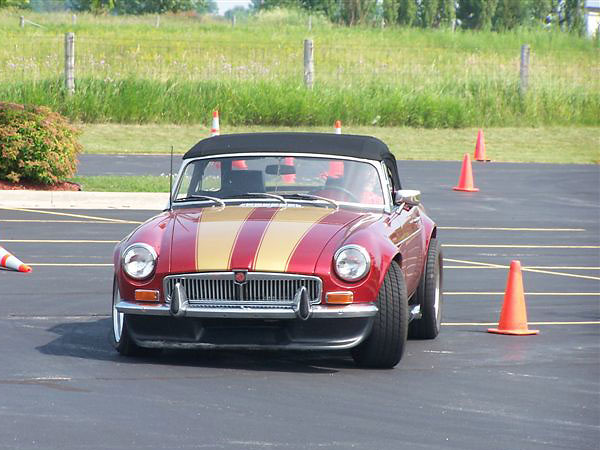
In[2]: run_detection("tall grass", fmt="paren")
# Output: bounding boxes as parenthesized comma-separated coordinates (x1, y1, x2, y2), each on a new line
(0, 9, 598, 127)
(2, 77, 597, 127)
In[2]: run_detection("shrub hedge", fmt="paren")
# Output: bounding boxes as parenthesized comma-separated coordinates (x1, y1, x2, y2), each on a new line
(0, 103, 82, 185)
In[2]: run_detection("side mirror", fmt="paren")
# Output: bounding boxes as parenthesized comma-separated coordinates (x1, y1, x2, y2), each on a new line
(395, 189, 421, 207)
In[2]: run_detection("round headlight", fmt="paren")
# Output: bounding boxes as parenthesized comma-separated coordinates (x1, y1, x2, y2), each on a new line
(334, 245, 370, 282)
(122, 243, 157, 280)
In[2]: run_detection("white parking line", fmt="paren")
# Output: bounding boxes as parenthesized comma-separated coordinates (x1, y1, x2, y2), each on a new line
(443, 321, 600, 326)
(0, 207, 142, 224)
(443, 244, 599, 249)
(445, 258, 600, 281)
(445, 292, 600, 296)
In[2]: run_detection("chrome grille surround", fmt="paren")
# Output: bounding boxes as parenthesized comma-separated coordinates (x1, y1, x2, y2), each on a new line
(163, 272, 322, 309)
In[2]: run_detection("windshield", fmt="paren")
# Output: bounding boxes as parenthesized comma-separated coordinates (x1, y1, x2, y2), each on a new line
(174, 155, 385, 207)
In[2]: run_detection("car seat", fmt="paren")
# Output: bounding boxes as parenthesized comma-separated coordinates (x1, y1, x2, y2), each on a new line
(223, 170, 265, 196)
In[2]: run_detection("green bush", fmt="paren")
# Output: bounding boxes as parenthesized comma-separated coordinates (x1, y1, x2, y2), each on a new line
(0, 103, 82, 185)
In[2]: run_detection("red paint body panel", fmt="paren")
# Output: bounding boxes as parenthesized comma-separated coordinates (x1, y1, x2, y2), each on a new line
(286, 209, 364, 274)
(169, 211, 202, 274)
(114, 212, 173, 301)
(115, 203, 432, 305)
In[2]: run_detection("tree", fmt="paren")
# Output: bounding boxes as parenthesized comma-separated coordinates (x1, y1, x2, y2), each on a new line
(564, 0, 585, 35)
(196, 0, 217, 14)
(530, 0, 552, 24)
(397, 0, 416, 26)
(72, 0, 204, 14)
(339, 0, 377, 25)
(382, 0, 399, 25)
(0, 0, 30, 7)
(493, 0, 530, 30)
(124, 0, 200, 14)
(457, 0, 498, 30)
(437, 0, 455, 27)
(419, 0, 438, 28)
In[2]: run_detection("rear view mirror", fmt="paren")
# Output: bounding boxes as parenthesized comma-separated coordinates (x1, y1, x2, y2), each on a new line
(265, 164, 296, 176)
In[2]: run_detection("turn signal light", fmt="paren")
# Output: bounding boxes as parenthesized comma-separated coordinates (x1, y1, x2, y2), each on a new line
(325, 291, 354, 305)
(134, 289, 159, 302)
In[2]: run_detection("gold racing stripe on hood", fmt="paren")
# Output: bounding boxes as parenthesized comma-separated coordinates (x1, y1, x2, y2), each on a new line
(195, 207, 255, 271)
(254, 207, 333, 272)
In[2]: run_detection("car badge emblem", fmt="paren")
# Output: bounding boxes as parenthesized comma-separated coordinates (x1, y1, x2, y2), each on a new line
(234, 270, 247, 284)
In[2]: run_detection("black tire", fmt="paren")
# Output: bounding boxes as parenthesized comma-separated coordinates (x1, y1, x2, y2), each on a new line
(409, 238, 443, 340)
(109, 276, 147, 356)
(351, 261, 408, 369)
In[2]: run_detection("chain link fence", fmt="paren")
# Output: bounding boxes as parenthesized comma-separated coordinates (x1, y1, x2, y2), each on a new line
(2, 34, 598, 92)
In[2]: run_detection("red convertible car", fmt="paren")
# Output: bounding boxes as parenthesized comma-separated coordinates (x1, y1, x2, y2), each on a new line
(111, 133, 442, 368)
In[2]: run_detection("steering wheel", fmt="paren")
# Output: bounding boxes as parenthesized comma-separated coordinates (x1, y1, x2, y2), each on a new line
(314, 185, 360, 203)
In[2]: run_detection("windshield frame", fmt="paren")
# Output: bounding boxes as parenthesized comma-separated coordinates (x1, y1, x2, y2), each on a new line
(170, 152, 392, 212)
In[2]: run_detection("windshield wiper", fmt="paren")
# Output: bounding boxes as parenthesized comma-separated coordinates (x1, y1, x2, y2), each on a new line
(222, 193, 288, 206)
(281, 193, 339, 210)
(173, 194, 225, 208)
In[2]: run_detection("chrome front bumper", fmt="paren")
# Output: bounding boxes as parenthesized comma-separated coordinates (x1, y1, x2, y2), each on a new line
(116, 300, 378, 320)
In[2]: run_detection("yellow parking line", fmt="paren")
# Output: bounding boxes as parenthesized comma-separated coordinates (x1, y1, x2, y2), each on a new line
(443, 244, 599, 249)
(1, 239, 119, 244)
(445, 258, 600, 281)
(439, 227, 585, 232)
(442, 321, 600, 326)
(0, 207, 142, 224)
(445, 292, 599, 296)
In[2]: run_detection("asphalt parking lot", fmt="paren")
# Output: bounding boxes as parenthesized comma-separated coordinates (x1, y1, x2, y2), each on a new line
(1, 161, 599, 450)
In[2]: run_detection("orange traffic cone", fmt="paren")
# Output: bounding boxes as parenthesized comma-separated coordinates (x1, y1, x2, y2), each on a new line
(232, 160, 248, 170)
(334, 120, 342, 135)
(0, 246, 31, 273)
(453, 153, 479, 192)
(210, 110, 220, 136)
(474, 129, 490, 162)
(488, 260, 539, 335)
(327, 161, 344, 178)
(282, 157, 296, 183)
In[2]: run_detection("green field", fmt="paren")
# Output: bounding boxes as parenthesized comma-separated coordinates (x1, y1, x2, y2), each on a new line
(69, 175, 170, 192)
(79, 124, 599, 164)
(1, 9, 598, 127)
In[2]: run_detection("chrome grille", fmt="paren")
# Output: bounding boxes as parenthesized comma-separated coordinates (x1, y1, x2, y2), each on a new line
(164, 272, 322, 308)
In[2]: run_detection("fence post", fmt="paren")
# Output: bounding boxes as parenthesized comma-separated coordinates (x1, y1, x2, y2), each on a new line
(20, 16, 24, 27)
(308, 15, 312, 31)
(155, 14, 160, 28)
(72, 14, 77, 25)
(519, 44, 530, 97)
(232, 14, 236, 27)
(304, 39, 314, 89)
(64, 32, 75, 95)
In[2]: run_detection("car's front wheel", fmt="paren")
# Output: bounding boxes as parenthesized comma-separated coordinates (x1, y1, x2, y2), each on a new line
(110, 276, 144, 356)
(351, 261, 408, 369)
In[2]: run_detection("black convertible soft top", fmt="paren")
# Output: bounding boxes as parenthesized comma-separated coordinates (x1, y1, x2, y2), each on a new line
(184, 133, 401, 189)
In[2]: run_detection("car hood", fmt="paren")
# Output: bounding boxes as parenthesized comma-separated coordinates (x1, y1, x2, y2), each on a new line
(168, 205, 378, 275)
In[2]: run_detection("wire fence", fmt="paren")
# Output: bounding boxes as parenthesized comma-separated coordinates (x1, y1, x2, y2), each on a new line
(1, 34, 598, 92)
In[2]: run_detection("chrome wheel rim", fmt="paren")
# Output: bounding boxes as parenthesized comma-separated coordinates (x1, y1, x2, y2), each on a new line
(112, 281, 124, 343)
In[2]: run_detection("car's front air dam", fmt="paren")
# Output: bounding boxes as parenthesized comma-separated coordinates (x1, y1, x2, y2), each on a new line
(123, 315, 375, 351)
